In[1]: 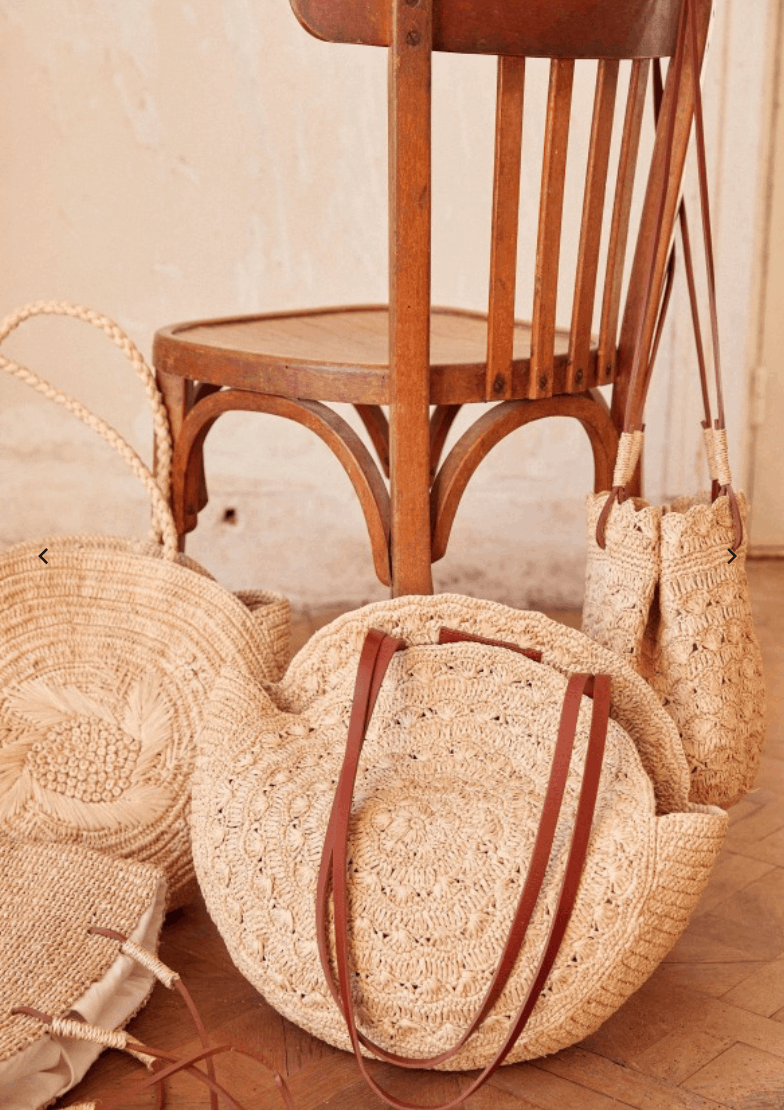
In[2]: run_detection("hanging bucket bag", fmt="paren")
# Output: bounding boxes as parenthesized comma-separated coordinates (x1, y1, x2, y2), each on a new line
(583, 0, 765, 809)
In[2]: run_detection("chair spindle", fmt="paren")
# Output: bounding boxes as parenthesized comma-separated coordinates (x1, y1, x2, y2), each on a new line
(530, 58, 575, 399)
(485, 55, 525, 402)
(567, 59, 620, 392)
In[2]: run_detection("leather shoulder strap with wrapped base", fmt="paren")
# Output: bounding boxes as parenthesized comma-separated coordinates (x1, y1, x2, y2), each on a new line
(597, 0, 742, 551)
(316, 628, 611, 1110)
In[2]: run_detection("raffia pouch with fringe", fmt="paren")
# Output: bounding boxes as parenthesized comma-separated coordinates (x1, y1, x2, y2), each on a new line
(192, 595, 727, 1072)
(0, 836, 166, 1110)
(0, 303, 291, 908)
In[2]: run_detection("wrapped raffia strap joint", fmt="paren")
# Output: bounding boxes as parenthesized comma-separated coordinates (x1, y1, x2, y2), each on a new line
(88, 928, 180, 989)
(0, 840, 168, 1110)
(10, 1009, 157, 1071)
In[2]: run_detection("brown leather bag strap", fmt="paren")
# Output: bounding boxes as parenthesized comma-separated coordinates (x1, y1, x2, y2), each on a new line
(651, 57, 714, 439)
(316, 628, 611, 1110)
(19, 1017, 296, 1110)
(322, 642, 588, 1068)
(635, 58, 711, 438)
(22, 932, 297, 1110)
(684, 0, 743, 544)
(76, 1042, 296, 1110)
(315, 628, 406, 995)
(595, 0, 688, 547)
(597, 0, 743, 550)
(641, 56, 721, 505)
(438, 626, 542, 661)
(620, 0, 688, 442)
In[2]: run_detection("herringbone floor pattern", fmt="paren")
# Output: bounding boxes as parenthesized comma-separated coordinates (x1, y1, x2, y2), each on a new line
(60, 562, 784, 1109)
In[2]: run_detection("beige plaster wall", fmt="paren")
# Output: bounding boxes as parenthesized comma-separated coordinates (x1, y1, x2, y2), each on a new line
(748, 0, 784, 554)
(0, 0, 771, 609)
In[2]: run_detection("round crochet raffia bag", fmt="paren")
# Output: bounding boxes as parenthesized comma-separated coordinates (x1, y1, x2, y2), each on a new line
(192, 595, 727, 1097)
(0, 302, 290, 909)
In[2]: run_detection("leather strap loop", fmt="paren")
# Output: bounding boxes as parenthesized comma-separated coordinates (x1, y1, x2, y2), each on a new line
(437, 626, 542, 661)
(316, 628, 611, 1110)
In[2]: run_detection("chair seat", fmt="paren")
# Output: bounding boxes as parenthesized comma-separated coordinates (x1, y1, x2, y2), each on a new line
(153, 304, 601, 406)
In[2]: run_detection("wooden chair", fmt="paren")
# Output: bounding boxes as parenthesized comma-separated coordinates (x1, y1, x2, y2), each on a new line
(153, 0, 712, 597)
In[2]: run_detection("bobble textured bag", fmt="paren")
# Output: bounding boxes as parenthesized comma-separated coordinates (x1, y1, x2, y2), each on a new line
(583, 6, 765, 809)
(192, 595, 727, 1105)
(0, 303, 290, 907)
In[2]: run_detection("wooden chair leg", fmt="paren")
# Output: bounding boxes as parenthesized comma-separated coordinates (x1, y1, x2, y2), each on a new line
(389, 408, 434, 597)
(154, 369, 192, 548)
(387, 0, 434, 599)
(188, 383, 223, 523)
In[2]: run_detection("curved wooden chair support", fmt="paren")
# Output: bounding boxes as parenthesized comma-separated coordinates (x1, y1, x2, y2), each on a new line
(174, 390, 392, 585)
(190, 383, 223, 512)
(353, 403, 463, 487)
(354, 404, 390, 478)
(429, 404, 462, 480)
(430, 390, 618, 562)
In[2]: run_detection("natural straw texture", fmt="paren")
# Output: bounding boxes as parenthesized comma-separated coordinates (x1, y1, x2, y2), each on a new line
(584, 484, 766, 808)
(584, 0, 765, 810)
(192, 596, 727, 1070)
(0, 303, 291, 906)
(0, 837, 166, 1109)
(611, 430, 636, 489)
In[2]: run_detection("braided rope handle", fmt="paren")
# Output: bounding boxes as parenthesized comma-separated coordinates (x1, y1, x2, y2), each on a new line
(0, 301, 178, 559)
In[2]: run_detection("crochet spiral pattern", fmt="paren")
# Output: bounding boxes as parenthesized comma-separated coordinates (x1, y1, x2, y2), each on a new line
(192, 595, 727, 1070)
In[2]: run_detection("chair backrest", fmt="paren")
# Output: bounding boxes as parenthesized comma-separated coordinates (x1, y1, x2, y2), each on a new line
(290, 0, 711, 412)
(289, 0, 712, 595)
(290, 0, 683, 59)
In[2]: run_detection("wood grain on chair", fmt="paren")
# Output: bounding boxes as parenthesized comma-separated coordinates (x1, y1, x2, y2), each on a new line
(153, 0, 712, 597)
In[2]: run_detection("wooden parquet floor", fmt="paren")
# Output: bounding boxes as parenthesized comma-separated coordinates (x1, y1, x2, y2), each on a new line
(60, 562, 784, 1110)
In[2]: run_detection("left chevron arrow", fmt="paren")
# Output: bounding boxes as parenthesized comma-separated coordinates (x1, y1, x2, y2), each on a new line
(38, 549, 48, 564)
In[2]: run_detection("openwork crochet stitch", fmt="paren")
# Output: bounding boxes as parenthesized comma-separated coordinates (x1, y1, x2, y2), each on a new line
(584, 489, 766, 808)
(192, 595, 727, 1070)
